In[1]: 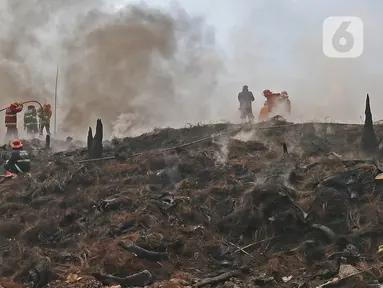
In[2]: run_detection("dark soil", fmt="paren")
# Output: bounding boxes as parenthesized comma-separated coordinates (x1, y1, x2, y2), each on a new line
(1, 119, 383, 287)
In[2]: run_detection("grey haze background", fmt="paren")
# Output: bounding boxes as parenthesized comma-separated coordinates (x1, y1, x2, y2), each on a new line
(0, 0, 382, 138)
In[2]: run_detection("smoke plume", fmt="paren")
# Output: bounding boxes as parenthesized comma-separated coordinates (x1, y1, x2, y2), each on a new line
(0, 0, 223, 139)
(61, 3, 223, 138)
(1, 0, 383, 140)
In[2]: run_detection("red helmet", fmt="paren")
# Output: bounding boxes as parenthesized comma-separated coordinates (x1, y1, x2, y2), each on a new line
(10, 139, 23, 148)
(44, 104, 51, 109)
(28, 105, 35, 109)
(281, 91, 288, 96)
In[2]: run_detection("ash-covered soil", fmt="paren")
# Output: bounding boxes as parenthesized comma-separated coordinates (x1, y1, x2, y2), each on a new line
(1, 118, 383, 288)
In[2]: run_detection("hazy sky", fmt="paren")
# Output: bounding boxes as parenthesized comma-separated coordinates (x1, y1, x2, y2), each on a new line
(87, 1, 383, 124)
(108, 0, 382, 74)
(108, 0, 275, 55)
(108, 0, 250, 49)
(1, 0, 383, 139)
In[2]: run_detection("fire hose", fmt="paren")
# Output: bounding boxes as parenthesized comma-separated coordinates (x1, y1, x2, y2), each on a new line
(0, 101, 45, 135)
(0, 100, 43, 112)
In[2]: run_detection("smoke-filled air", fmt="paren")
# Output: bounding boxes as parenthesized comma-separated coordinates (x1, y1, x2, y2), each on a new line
(3, 2, 383, 287)
(0, 0, 382, 138)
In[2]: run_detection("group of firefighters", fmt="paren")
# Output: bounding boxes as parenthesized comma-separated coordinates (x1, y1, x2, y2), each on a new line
(1, 102, 52, 176)
(4, 102, 52, 141)
(238, 85, 291, 123)
(0, 88, 283, 177)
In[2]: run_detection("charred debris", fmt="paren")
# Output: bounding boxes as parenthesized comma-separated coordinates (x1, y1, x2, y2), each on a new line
(87, 118, 103, 159)
(1, 97, 383, 287)
(361, 94, 379, 156)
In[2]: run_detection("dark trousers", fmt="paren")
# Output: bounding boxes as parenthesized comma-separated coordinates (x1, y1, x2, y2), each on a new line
(40, 123, 51, 135)
(4, 162, 19, 174)
(240, 107, 254, 122)
(26, 124, 39, 135)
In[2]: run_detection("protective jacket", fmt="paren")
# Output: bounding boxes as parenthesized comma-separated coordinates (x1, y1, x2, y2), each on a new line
(238, 91, 255, 109)
(24, 108, 38, 129)
(265, 93, 281, 112)
(279, 96, 291, 114)
(37, 107, 52, 124)
(6, 148, 31, 173)
(5, 103, 23, 127)
(258, 103, 269, 121)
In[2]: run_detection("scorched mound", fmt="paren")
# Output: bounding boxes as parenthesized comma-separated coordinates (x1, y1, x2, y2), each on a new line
(1, 121, 383, 287)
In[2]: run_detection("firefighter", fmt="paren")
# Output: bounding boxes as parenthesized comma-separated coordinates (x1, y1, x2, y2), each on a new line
(238, 85, 255, 123)
(38, 104, 52, 136)
(3, 139, 31, 175)
(4, 102, 23, 143)
(258, 101, 269, 121)
(280, 91, 291, 114)
(263, 89, 280, 113)
(24, 105, 39, 135)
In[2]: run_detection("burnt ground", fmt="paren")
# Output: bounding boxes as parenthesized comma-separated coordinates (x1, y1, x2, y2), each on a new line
(1, 119, 383, 287)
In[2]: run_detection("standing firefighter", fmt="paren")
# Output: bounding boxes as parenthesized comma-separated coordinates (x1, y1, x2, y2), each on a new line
(259, 89, 291, 120)
(238, 85, 255, 123)
(24, 105, 39, 135)
(263, 89, 281, 113)
(258, 101, 269, 121)
(3, 139, 30, 175)
(38, 104, 52, 136)
(4, 102, 23, 142)
(280, 91, 291, 115)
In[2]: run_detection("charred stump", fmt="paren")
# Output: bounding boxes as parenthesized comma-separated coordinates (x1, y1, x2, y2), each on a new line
(283, 142, 288, 154)
(45, 135, 50, 150)
(87, 127, 93, 154)
(88, 119, 103, 159)
(361, 94, 379, 155)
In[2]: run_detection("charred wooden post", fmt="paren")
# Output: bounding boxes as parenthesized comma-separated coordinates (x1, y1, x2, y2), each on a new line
(45, 135, 50, 150)
(89, 119, 103, 159)
(95, 119, 103, 144)
(283, 143, 288, 154)
(361, 94, 379, 155)
(87, 127, 93, 156)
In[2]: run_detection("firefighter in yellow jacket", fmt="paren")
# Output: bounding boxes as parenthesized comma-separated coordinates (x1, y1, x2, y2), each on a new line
(38, 104, 52, 136)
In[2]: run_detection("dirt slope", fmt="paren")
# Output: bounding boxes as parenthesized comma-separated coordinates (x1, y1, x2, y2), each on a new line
(1, 119, 383, 287)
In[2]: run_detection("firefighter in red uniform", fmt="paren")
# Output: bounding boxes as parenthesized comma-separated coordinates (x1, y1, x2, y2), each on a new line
(4, 102, 23, 142)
